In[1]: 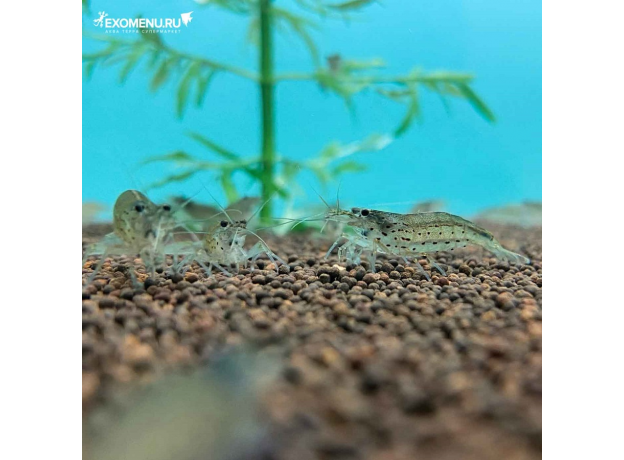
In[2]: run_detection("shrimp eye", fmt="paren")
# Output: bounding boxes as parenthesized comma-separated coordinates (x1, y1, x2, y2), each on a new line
(134, 204, 145, 212)
(162, 204, 171, 211)
(361, 209, 370, 217)
(220, 220, 228, 227)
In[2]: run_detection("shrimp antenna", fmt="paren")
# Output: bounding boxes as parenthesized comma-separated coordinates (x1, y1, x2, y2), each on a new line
(171, 188, 204, 216)
(366, 200, 424, 209)
(255, 217, 307, 232)
(200, 181, 234, 224)
(231, 227, 241, 251)
(244, 228, 280, 257)
(177, 209, 243, 226)
(272, 211, 326, 230)
(247, 192, 276, 225)
(336, 181, 342, 213)
(168, 188, 209, 242)
(114, 151, 144, 192)
(319, 219, 329, 234)
(311, 186, 332, 210)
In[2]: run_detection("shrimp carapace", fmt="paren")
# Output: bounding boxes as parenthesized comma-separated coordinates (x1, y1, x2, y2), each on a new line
(83, 190, 179, 285)
(113, 190, 176, 247)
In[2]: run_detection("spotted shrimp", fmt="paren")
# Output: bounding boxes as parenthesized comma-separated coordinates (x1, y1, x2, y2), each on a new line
(83, 190, 180, 284)
(323, 206, 530, 279)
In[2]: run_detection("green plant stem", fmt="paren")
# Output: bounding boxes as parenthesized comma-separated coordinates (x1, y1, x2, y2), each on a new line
(259, 0, 275, 222)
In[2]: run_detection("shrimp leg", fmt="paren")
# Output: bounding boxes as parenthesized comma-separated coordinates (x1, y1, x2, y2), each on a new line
(368, 248, 377, 273)
(247, 241, 288, 270)
(425, 255, 446, 276)
(86, 250, 110, 284)
(128, 266, 141, 288)
(325, 235, 348, 260)
(401, 256, 431, 281)
(197, 260, 232, 277)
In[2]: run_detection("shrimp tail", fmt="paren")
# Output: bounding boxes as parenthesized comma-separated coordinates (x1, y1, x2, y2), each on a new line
(486, 240, 530, 265)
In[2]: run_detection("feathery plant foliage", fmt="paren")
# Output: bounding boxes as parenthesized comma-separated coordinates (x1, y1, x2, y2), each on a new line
(83, 0, 495, 222)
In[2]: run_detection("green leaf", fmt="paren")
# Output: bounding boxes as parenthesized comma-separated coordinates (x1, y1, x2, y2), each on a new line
(241, 164, 263, 181)
(314, 69, 368, 109)
(187, 132, 241, 161)
(145, 50, 161, 70)
(351, 133, 393, 154)
(246, 16, 259, 46)
(319, 142, 342, 160)
(273, 184, 290, 199)
(150, 58, 172, 92)
(456, 83, 496, 122)
(327, 0, 377, 11)
(316, 134, 392, 170)
(145, 170, 199, 190)
(195, 69, 217, 107)
(342, 58, 385, 72)
(274, 161, 302, 197)
(281, 161, 302, 182)
(119, 48, 145, 83)
(176, 62, 201, 118)
(102, 51, 133, 68)
(424, 81, 451, 114)
(140, 151, 200, 166)
(273, 7, 319, 65)
(417, 71, 473, 84)
(309, 166, 331, 185)
(375, 88, 410, 102)
(220, 174, 239, 203)
(331, 160, 367, 176)
(394, 84, 421, 137)
(441, 82, 462, 97)
(84, 61, 96, 80)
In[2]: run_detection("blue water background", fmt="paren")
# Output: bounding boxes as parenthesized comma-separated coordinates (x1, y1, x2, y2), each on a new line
(82, 0, 541, 217)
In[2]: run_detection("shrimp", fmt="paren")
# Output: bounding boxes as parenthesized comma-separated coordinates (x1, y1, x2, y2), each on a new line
(175, 217, 287, 276)
(83, 190, 178, 285)
(324, 206, 530, 279)
(172, 191, 288, 277)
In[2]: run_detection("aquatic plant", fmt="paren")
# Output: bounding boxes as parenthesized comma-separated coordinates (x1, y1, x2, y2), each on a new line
(83, 0, 495, 222)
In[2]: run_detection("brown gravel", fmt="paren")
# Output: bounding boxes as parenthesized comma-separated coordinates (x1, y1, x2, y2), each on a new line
(82, 223, 542, 460)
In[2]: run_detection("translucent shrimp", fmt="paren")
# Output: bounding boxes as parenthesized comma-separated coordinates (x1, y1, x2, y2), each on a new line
(83, 190, 179, 285)
(173, 194, 288, 276)
(174, 218, 287, 276)
(323, 206, 530, 279)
